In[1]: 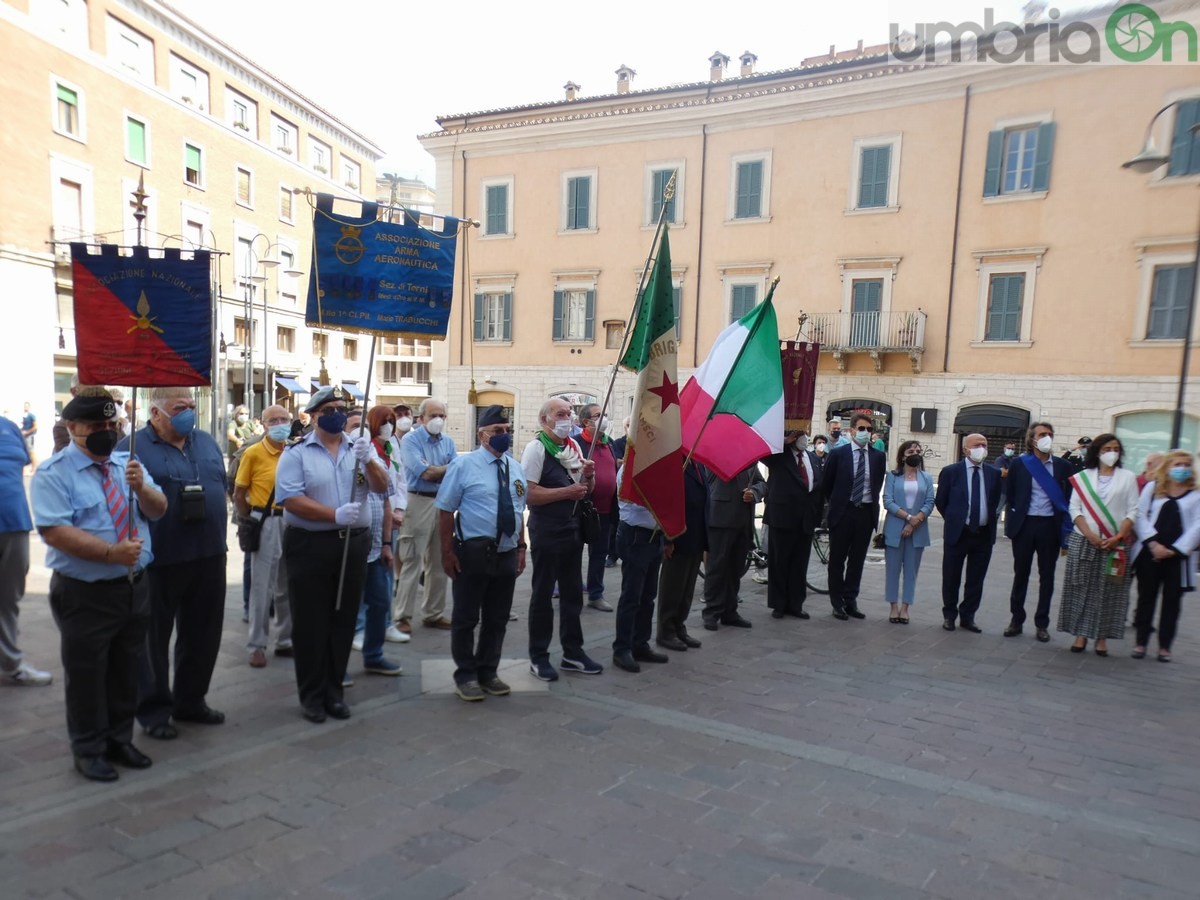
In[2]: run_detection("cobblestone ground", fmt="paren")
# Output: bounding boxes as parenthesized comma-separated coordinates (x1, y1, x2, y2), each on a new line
(2, 518, 1198, 900)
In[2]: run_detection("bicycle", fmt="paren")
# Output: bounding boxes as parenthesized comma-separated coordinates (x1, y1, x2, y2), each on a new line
(806, 527, 830, 594)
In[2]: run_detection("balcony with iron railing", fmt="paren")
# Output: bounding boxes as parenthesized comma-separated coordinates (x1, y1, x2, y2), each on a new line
(804, 309, 927, 373)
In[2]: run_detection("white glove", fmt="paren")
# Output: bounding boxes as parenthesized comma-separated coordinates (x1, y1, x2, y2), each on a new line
(352, 434, 374, 464)
(334, 502, 361, 526)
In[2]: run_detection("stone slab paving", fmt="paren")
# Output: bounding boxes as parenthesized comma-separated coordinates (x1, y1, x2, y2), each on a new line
(2, 517, 1199, 899)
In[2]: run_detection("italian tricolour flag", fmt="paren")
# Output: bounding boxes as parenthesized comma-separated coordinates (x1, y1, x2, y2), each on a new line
(680, 284, 784, 481)
(618, 225, 685, 539)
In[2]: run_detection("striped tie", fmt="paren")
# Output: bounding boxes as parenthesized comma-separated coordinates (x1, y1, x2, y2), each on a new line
(99, 463, 132, 542)
(851, 448, 866, 503)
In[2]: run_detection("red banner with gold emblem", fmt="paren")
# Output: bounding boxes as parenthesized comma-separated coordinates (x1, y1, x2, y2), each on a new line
(780, 341, 820, 433)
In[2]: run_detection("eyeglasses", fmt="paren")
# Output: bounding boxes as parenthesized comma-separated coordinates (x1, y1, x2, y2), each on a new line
(856, 426, 871, 433)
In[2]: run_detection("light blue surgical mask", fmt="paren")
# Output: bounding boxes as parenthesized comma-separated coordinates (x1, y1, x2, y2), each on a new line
(169, 407, 195, 435)
(268, 424, 291, 443)
(1170, 466, 1193, 483)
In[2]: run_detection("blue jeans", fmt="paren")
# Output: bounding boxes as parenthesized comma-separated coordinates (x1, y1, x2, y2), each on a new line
(360, 558, 393, 664)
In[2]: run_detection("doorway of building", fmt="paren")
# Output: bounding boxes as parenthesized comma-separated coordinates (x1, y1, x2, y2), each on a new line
(951, 403, 1030, 462)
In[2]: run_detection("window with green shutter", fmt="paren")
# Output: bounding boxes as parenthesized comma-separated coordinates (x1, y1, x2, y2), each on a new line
(857, 146, 891, 209)
(184, 143, 202, 186)
(553, 289, 594, 340)
(730, 284, 757, 322)
(1147, 265, 1194, 339)
(984, 123, 1055, 196)
(1168, 100, 1200, 177)
(473, 292, 513, 342)
(734, 161, 763, 218)
(652, 168, 677, 224)
(56, 83, 79, 135)
(126, 117, 146, 165)
(672, 285, 682, 339)
(566, 176, 591, 230)
(985, 274, 1024, 341)
(485, 184, 508, 235)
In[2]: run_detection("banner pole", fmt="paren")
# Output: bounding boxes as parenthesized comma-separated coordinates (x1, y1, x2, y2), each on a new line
(334, 336, 378, 612)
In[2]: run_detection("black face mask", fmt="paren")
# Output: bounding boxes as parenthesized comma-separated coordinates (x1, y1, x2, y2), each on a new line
(905, 454, 923, 468)
(317, 409, 348, 434)
(85, 429, 120, 457)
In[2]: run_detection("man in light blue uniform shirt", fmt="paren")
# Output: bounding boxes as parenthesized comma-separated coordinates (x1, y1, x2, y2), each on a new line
(611, 465, 670, 674)
(436, 406, 527, 701)
(396, 398, 458, 631)
(274, 385, 389, 723)
(32, 390, 167, 782)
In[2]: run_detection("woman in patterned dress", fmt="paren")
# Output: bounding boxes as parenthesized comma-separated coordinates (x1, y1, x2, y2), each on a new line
(1058, 434, 1140, 656)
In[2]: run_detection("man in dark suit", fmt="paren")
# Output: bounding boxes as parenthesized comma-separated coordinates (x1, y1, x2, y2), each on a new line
(821, 413, 886, 620)
(701, 464, 765, 630)
(1004, 421, 1074, 642)
(762, 430, 821, 619)
(935, 433, 1003, 633)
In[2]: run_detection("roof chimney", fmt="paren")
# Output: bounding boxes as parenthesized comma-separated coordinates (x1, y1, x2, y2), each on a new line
(615, 64, 636, 94)
(739, 50, 757, 76)
(564, 80, 580, 101)
(709, 51, 729, 82)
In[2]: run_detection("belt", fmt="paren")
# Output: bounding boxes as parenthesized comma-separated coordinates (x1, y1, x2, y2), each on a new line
(254, 507, 285, 517)
(411, 490, 439, 498)
(94, 570, 144, 585)
(337, 527, 369, 539)
(625, 524, 658, 535)
(1027, 514, 1056, 519)
(851, 501, 876, 508)
(287, 526, 369, 539)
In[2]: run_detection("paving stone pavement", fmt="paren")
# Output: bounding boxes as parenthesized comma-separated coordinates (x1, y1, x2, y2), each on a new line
(2, 516, 1199, 899)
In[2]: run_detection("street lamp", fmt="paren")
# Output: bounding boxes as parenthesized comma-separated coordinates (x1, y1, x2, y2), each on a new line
(1124, 104, 1200, 449)
(240, 235, 281, 418)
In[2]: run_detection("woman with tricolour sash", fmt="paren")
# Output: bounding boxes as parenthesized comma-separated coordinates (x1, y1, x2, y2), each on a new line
(1058, 434, 1140, 657)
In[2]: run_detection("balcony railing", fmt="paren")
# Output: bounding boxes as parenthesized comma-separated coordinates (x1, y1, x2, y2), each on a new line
(806, 310, 928, 373)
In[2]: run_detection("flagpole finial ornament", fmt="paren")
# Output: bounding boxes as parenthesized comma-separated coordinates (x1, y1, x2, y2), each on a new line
(663, 171, 677, 203)
(771, 276, 781, 288)
(318, 358, 330, 386)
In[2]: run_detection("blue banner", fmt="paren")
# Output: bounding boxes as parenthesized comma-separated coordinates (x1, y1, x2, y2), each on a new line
(306, 194, 459, 340)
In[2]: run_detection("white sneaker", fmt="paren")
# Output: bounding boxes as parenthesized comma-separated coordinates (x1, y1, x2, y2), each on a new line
(7, 661, 52, 686)
(385, 625, 411, 643)
(352, 632, 364, 652)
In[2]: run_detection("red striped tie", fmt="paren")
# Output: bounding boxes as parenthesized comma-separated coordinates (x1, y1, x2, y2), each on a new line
(100, 463, 132, 543)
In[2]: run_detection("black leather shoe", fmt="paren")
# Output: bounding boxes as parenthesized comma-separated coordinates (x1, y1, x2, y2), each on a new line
(174, 705, 225, 725)
(791, 609, 811, 620)
(720, 614, 753, 628)
(325, 701, 352, 720)
(702, 621, 719, 631)
(612, 652, 641, 673)
(105, 743, 152, 769)
(144, 722, 178, 740)
(656, 635, 688, 651)
(943, 619, 956, 631)
(846, 607, 866, 620)
(960, 621, 982, 634)
(632, 645, 669, 664)
(75, 755, 118, 782)
(1003, 623, 1023, 637)
(832, 609, 849, 621)
(1035, 629, 1051, 643)
(302, 706, 327, 723)
(771, 610, 786, 619)
(677, 629, 702, 649)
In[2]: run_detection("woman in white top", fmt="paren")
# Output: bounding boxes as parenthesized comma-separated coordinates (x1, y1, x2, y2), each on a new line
(1130, 449, 1200, 662)
(1057, 434, 1140, 656)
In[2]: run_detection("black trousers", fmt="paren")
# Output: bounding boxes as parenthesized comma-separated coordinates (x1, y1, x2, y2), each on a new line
(137, 555, 227, 727)
(942, 530, 993, 623)
(1009, 516, 1060, 629)
(614, 524, 661, 654)
(528, 540, 585, 663)
(702, 526, 750, 623)
(1134, 551, 1185, 650)
(767, 526, 812, 615)
(658, 550, 702, 637)
(49, 572, 149, 757)
(450, 544, 518, 685)
(285, 528, 369, 711)
(827, 506, 876, 612)
(585, 511, 613, 601)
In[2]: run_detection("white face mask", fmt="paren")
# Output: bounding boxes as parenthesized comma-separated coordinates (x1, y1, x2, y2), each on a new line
(396, 416, 413, 433)
(1036, 435, 1054, 453)
(597, 415, 609, 434)
(553, 419, 572, 439)
(425, 416, 445, 435)
(378, 423, 394, 440)
(968, 446, 987, 463)
(1099, 450, 1120, 468)
(1004, 448, 1015, 457)
(237, 414, 248, 424)
(795, 435, 809, 451)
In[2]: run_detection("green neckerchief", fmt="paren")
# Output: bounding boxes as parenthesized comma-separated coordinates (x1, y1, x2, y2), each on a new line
(537, 430, 569, 460)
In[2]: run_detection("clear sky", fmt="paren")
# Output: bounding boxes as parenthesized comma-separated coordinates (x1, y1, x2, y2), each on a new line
(169, 0, 1031, 187)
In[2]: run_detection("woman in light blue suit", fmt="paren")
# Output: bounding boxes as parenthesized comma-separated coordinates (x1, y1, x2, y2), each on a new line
(882, 440, 936, 623)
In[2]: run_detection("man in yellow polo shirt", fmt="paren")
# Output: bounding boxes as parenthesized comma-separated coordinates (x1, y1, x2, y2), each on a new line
(233, 405, 293, 667)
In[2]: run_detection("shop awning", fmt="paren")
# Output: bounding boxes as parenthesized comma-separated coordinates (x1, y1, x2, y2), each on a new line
(953, 404, 1030, 431)
(275, 376, 308, 394)
(342, 382, 364, 400)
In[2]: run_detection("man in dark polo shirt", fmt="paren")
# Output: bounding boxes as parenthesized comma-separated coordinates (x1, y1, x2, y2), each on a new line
(117, 386, 229, 740)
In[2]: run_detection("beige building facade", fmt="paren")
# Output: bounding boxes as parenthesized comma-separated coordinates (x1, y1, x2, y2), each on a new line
(0, 0, 433, 454)
(420, 3, 1200, 473)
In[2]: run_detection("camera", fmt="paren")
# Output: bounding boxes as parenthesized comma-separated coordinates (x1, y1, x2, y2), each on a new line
(180, 484, 207, 523)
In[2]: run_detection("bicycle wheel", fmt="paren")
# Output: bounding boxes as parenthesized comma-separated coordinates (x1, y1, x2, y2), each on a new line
(806, 528, 830, 594)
